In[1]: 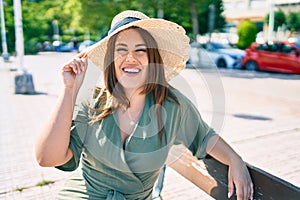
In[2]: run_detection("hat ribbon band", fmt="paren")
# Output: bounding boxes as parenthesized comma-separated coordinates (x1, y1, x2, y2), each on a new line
(108, 17, 141, 35)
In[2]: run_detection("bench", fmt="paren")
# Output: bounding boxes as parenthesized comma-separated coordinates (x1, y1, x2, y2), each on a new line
(168, 150, 300, 199)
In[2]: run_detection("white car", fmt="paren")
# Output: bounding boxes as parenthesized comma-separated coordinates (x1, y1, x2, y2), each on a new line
(188, 42, 245, 69)
(78, 40, 95, 52)
(187, 42, 215, 68)
(202, 42, 245, 69)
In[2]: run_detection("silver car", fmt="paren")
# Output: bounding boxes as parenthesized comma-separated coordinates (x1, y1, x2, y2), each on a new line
(188, 42, 245, 69)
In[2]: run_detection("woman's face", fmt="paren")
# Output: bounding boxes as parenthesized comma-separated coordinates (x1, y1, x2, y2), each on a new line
(114, 28, 149, 90)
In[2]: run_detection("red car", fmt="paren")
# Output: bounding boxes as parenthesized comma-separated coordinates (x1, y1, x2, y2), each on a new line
(242, 41, 300, 74)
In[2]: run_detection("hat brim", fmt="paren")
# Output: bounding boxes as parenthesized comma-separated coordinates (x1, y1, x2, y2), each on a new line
(86, 19, 190, 81)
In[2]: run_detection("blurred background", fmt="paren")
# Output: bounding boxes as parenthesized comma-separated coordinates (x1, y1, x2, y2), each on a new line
(1, 0, 300, 74)
(1, 0, 300, 199)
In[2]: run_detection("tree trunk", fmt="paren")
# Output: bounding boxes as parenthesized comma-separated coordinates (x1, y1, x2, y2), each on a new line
(189, 0, 198, 41)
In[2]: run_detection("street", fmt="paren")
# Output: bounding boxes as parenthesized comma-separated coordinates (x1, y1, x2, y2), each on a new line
(172, 66, 300, 186)
(1, 52, 299, 199)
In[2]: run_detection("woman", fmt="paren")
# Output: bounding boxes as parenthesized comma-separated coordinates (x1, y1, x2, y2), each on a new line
(35, 10, 253, 200)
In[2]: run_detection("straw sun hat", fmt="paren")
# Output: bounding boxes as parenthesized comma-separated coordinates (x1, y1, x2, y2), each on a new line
(86, 10, 190, 81)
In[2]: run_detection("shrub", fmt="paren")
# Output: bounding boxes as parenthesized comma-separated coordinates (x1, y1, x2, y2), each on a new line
(237, 20, 257, 49)
(25, 38, 39, 55)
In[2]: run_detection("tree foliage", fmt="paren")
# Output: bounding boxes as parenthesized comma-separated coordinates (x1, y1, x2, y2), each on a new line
(79, 0, 225, 41)
(264, 9, 300, 37)
(265, 9, 286, 31)
(286, 12, 300, 33)
(237, 20, 257, 49)
(1, 0, 226, 54)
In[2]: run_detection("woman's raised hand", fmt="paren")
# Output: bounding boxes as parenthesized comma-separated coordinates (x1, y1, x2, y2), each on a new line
(61, 51, 88, 91)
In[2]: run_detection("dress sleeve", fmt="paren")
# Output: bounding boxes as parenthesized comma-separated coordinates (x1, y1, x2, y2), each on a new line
(55, 103, 89, 171)
(175, 102, 217, 160)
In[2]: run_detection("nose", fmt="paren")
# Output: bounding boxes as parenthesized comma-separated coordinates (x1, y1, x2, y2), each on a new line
(125, 52, 135, 62)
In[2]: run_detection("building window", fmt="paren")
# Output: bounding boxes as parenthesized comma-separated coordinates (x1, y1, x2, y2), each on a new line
(250, 0, 267, 9)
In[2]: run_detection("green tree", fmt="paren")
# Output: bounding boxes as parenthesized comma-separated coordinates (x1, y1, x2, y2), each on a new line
(1, 0, 227, 55)
(79, 0, 225, 41)
(286, 12, 300, 33)
(22, 0, 55, 54)
(2, 0, 83, 54)
(265, 9, 286, 31)
(237, 19, 257, 49)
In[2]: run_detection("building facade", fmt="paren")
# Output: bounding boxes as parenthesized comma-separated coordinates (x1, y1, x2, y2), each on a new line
(223, 0, 300, 24)
(222, 0, 300, 40)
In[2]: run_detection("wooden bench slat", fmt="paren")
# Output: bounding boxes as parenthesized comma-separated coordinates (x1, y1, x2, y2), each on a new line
(169, 151, 300, 199)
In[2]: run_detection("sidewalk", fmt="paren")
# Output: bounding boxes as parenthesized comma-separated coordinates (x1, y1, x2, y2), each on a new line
(0, 59, 68, 199)
(1, 53, 299, 199)
(0, 53, 213, 199)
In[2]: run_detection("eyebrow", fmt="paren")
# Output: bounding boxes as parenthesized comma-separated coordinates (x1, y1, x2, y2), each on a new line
(116, 43, 147, 48)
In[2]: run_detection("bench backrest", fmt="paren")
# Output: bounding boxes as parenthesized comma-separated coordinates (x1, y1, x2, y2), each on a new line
(169, 150, 300, 199)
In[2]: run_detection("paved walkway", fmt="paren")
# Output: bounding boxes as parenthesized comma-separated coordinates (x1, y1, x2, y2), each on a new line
(0, 53, 212, 199)
(1, 52, 299, 199)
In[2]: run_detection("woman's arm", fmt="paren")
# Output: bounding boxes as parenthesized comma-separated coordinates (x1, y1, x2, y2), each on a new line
(35, 52, 88, 167)
(206, 135, 254, 200)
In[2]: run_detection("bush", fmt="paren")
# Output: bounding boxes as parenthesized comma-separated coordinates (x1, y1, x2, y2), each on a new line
(25, 38, 39, 55)
(61, 34, 73, 43)
(237, 20, 257, 49)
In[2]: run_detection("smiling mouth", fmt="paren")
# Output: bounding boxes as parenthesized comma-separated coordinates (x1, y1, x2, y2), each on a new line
(122, 67, 141, 73)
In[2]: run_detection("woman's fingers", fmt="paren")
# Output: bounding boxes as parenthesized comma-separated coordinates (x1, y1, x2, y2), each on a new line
(61, 52, 89, 89)
(249, 181, 254, 200)
(228, 163, 254, 200)
(234, 179, 253, 200)
(235, 182, 245, 200)
(228, 171, 234, 198)
(78, 50, 88, 59)
(243, 183, 249, 200)
(246, 178, 254, 200)
(63, 55, 87, 75)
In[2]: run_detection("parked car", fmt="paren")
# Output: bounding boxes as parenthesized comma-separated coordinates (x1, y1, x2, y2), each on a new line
(52, 40, 74, 52)
(187, 42, 215, 68)
(201, 42, 245, 69)
(242, 41, 300, 74)
(78, 40, 96, 52)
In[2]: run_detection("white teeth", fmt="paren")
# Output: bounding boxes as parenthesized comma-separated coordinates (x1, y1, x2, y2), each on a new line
(123, 68, 140, 73)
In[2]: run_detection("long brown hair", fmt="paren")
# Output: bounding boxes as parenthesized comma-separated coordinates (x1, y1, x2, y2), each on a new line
(90, 27, 179, 142)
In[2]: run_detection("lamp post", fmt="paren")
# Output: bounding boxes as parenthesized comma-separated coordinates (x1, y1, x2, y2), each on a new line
(13, 0, 35, 94)
(268, 0, 274, 41)
(52, 20, 61, 50)
(0, 0, 9, 62)
(208, 4, 215, 42)
(13, 0, 24, 70)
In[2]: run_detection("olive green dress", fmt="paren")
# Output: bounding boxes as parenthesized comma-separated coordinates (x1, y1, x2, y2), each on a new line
(56, 88, 216, 199)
